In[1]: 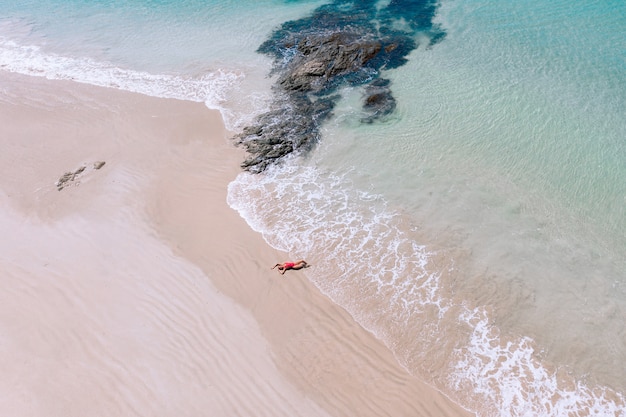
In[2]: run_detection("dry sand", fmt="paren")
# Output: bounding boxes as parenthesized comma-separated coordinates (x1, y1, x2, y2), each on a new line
(0, 72, 474, 417)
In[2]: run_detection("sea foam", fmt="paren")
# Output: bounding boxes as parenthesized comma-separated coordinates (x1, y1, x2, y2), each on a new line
(0, 35, 247, 129)
(227, 160, 626, 417)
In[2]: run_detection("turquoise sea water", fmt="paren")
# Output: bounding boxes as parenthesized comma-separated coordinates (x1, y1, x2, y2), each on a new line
(2, 1, 624, 415)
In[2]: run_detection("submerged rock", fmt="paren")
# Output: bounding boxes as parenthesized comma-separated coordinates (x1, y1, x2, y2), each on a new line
(362, 78, 396, 123)
(234, 0, 446, 172)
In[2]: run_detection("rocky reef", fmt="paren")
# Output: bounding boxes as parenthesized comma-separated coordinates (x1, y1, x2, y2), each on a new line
(235, 0, 445, 173)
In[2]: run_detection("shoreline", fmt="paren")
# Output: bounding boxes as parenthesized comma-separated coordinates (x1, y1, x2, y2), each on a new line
(0, 72, 473, 417)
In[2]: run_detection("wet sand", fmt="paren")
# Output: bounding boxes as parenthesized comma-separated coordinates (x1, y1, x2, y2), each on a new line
(0, 72, 474, 417)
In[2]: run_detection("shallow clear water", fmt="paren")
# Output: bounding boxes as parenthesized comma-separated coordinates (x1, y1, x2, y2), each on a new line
(2, 0, 625, 415)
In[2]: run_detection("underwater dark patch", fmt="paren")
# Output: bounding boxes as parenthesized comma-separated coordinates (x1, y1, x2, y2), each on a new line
(234, 0, 445, 173)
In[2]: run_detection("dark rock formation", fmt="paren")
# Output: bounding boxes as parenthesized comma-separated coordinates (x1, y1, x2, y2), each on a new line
(276, 32, 383, 94)
(56, 161, 106, 190)
(234, 0, 446, 173)
(56, 166, 86, 191)
(236, 94, 335, 173)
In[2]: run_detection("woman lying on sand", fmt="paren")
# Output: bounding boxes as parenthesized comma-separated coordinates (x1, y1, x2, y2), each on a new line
(272, 260, 309, 275)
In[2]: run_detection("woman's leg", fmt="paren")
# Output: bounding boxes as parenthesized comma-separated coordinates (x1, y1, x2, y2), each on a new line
(292, 260, 308, 270)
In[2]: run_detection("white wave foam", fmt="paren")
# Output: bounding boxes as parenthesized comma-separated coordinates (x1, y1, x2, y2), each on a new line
(227, 161, 449, 343)
(0, 36, 245, 127)
(228, 161, 626, 417)
(451, 306, 626, 417)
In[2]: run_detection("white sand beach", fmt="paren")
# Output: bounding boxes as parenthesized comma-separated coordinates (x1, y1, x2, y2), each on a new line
(0, 72, 473, 417)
